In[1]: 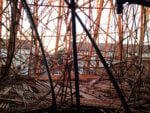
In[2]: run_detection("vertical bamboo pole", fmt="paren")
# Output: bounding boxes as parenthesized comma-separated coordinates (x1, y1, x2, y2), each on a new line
(105, 0, 112, 57)
(33, 0, 38, 77)
(4, 0, 18, 78)
(55, 0, 63, 59)
(117, 14, 123, 60)
(0, 0, 3, 55)
(28, 34, 33, 77)
(138, 6, 144, 64)
(87, 0, 103, 70)
(71, 0, 80, 109)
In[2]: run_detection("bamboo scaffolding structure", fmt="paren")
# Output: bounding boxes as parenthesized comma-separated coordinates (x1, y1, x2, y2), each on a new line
(0, 0, 150, 112)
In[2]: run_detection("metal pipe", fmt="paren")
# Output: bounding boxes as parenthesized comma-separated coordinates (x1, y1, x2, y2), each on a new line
(21, 0, 57, 112)
(75, 11, 131, 113)
(71, 0, 80, 110)
(116, 0, 150, 14)
(64, 0, 131, 112)
(129, 0, 150, 7)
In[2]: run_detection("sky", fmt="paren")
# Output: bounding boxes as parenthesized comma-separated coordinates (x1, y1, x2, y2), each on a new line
(1, 0, 149, 54)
